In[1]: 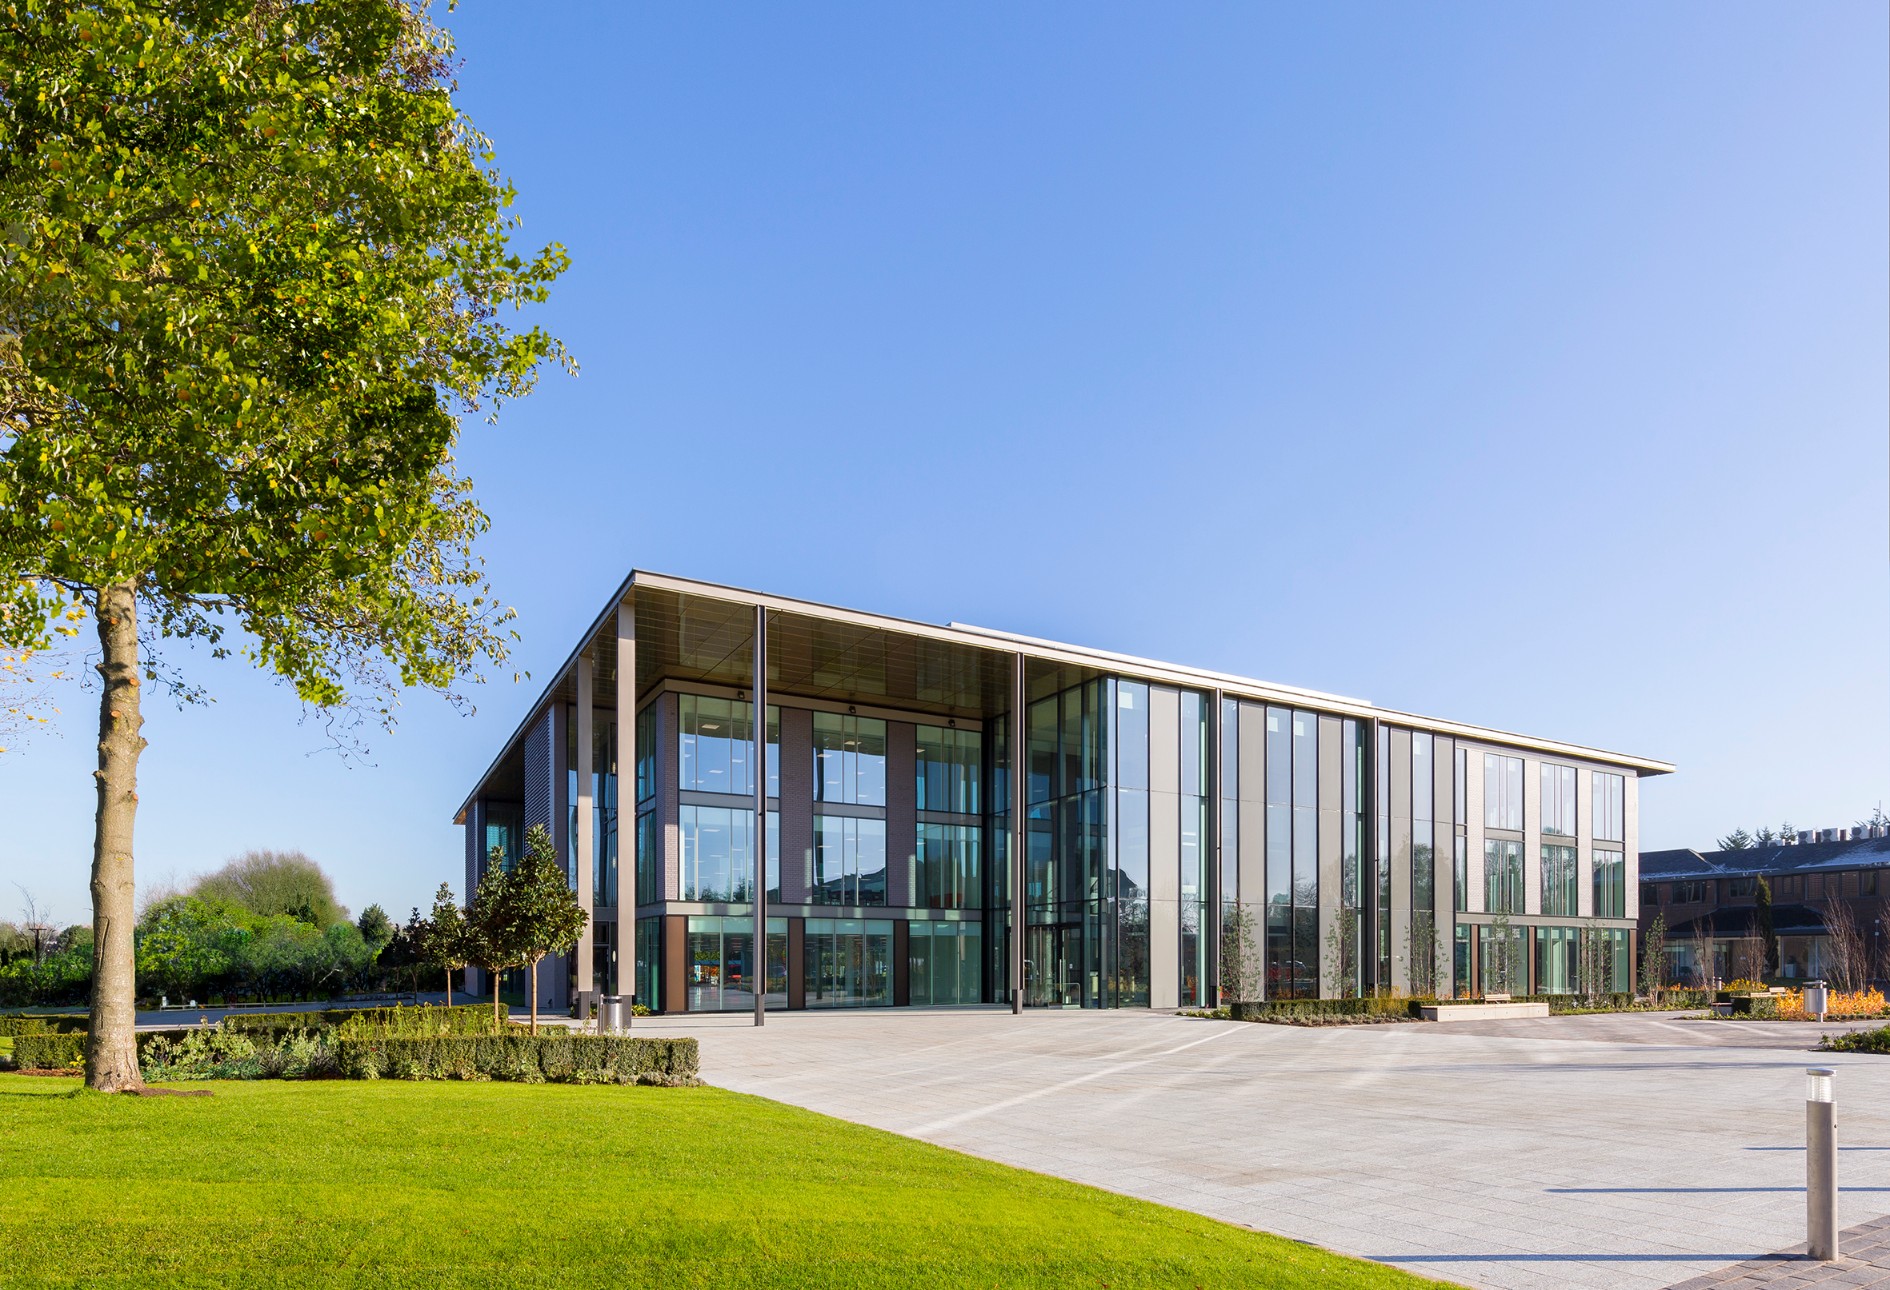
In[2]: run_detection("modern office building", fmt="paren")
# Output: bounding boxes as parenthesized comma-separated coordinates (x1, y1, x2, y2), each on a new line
(454, 572, 1672, 1015)
(1640, 828, 1890, 985)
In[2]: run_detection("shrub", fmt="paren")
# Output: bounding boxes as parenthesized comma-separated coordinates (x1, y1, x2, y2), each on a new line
(0, 1014, 87, 1037)
(1230, 996, 1426, 1023)
(1822, 1026, 1890, 1054)
(335, 1034, 698, 1085)
(1776, 988, 1888, 1021)
(223, 1002, 505, 1039)
(12, 1032, 84, 1070)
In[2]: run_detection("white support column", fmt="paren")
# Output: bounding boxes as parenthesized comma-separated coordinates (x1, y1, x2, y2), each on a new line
(575, 654, 595, 1002)
(753, 602, 768, 1028)
(617, 599, 638, 1021)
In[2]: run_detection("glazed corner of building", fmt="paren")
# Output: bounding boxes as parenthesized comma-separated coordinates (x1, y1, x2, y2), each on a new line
(452, 568, 1675, 1013)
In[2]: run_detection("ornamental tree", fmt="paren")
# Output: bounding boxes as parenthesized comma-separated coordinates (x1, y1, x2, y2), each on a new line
(414, 880, 468, 1005)
(0, 0, 569, 1091)
(501, 824, 586, 1034)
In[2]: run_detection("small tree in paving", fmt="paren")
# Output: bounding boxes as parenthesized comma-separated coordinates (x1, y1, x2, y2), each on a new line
(1639, 912, 1667, 1004)
(506, 825, 588, 1035)
(416, 882, 471, 1006)
(468, 856, 525, 1028)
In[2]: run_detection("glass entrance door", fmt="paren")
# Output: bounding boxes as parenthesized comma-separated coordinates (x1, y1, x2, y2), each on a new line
(1026, 924, 1084, 1006)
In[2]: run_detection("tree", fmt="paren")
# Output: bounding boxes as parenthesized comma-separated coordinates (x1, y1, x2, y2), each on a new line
(1639, 912, 1667, 1002)
(504, 824, 587, 1035)
(1755, 877, 1779, 978)
(0, 1, 568, 1091)
(1717, 828, 1754, 851)
(193, 851, 347, 927)
(355, 904, 394, 956)
(1781, 821, 1798, 844)
(1820, 898, 1870, 991)
(467, 853, 524, 1028)
(375, 907, 427, 1001)
(416, 882, 470, 1006)
(1754, 827, 1778, 847)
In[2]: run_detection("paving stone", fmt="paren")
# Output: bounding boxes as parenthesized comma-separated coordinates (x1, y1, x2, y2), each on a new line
(631, 1008, 1890, 1290)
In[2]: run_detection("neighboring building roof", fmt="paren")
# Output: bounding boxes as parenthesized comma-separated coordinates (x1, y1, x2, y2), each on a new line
(1641, 836, 1890, 882)
(1663, 903, 1831, 942)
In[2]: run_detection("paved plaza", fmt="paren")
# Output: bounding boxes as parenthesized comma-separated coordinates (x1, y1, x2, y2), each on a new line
(631, 1008, 1890, 1290)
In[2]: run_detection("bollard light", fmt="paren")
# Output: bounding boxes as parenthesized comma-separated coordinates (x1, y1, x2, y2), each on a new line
(1806, 1065, 1839, 1261)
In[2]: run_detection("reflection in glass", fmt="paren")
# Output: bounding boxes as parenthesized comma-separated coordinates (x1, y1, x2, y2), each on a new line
(814, 712, 886, 806)
(812, 815, 887, 906)
(804, 918, 893, 1007)
(1541, 844, 1578, 916)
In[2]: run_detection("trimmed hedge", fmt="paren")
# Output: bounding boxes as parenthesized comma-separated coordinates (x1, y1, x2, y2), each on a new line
(0, 1014, 87, 1037)
(224, 1003, 506, 1038)
(335, 1034, 699, 1085)
(12, 1032, 84, 1069)
(1230, 997, 1427, 1022)
(11, 1029, 197, 1071)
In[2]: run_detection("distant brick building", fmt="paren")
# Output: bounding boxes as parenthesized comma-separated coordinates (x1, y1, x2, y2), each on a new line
(1639, 829, 1890, 985)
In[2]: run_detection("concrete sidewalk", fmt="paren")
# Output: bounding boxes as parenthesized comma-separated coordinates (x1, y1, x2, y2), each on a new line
(630, 1008, 1890, 1290)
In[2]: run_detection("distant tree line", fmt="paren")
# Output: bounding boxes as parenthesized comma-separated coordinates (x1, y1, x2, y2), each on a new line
(1717, 805, 1887, 851)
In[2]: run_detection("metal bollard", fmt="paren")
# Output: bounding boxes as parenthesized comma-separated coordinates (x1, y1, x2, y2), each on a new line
(1807, 1066, 1838, 1261)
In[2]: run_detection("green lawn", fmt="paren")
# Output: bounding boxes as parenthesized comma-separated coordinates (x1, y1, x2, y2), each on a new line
(0, 1074, 1437, 1289)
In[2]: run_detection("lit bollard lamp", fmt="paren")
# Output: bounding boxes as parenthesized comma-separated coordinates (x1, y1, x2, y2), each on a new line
(1806, 1066, 1838, 1261)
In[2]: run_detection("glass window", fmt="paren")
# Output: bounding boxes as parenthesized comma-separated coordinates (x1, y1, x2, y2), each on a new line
(812, 815, 887, 906)
(1266, 708, 1291, 807)
(909, 919, 984, 1006)
(1593, 849, 1625, 918)
(1541, 844, 1578, 916)
(1535, 926, 1579, 995)
(684, 800, 763, 902)
(1027, 697, 1058, 806)
(1483, 838, 1524, 913)
(1541, 764, 1576, 837)
(1291, 711, 1316, 809)
(813, 713, 886, 806)
(804, 918, 893, 1007)
(1454, 745, 1467, 826)
(1483, 753, 1523, 831)
(1453, 835, 1467, 913)
(634, 915, 660, 1010)
(679, 695, 778, 797)
(1412, 733, 1431, 824)
(1593, 772, 1625, 842)
(1728, 876, 1755, 899)
(685, 915, 787, 1012)
(914, 823, 982, 910)
(636, 704, 658, 805)
(1479, 922, 1528, 996)
(1114, 681, 1148, 791)
(635, 810, 659, 906)
(915, 724, 982, 815)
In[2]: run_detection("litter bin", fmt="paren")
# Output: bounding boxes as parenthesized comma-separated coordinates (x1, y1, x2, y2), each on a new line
(599, 995, 623, 1034)
(1804, 981, 1829, 1021)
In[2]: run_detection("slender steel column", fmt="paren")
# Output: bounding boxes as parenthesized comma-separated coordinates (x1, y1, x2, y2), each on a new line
(616, 599, 636, 1027)
(1011, 651, 1026, 1014)
(754, 602, 769, 1028)
(575, 654, 595, 1007)
(1208, 688, 1223, 1009)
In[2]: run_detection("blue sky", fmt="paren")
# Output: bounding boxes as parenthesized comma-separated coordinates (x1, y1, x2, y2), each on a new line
(2, 3, 1885, 928)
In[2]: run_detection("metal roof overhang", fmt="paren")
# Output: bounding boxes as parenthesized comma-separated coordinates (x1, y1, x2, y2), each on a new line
(454, 569, 1677, 823)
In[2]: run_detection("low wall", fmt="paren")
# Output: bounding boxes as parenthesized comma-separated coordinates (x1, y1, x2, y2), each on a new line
(1419, 1002, 1550, 1022)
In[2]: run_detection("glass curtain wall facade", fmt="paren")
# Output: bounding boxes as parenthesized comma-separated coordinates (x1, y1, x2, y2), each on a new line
(462, 588, 1652, 1018)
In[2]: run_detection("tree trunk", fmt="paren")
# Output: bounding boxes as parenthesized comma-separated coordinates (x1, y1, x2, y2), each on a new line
(528, 958, 539, 1035)
(86, 580, 146, 1092)
(443, 968, 452, 1007)
(492, 970, 500, 1026)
